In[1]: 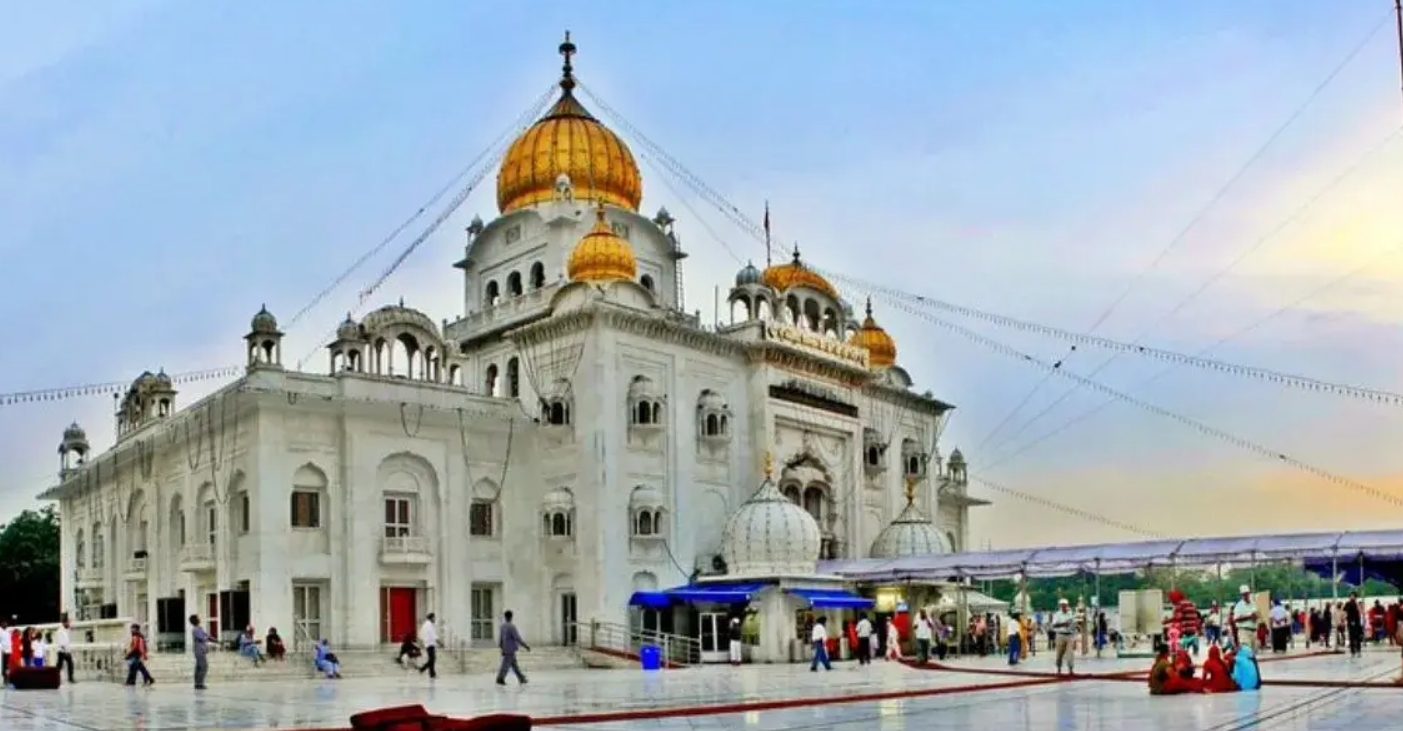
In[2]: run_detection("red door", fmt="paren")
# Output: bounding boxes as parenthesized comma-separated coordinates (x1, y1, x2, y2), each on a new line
(381, 587, 417, 643)
(206, 594, 220, 640)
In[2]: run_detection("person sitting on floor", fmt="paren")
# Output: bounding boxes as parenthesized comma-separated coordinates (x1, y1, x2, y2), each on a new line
(1200, 644, 1238, 693)
(396, 630, 421, 667)
(238, 625, 263, 665)
(1149, 648, 1202, 695)
(264, 628, 286, 661)
(1229, 643, 1261, 691)
(314, 639, 342, 679)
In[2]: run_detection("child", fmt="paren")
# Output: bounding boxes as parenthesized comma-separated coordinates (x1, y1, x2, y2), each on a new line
(30, 632, 47, 668)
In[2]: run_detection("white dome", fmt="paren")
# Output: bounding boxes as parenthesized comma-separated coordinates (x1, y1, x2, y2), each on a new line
(720, 477, 822, 577)
(869, 500, 950, 559)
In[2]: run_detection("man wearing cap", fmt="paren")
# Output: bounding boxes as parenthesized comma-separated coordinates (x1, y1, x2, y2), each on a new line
(1050, 599, 1077, 675)
(1230, 585, 1258, 650)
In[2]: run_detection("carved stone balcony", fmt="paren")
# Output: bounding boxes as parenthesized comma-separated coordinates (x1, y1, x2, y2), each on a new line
(379, 535, 431, 565)
(75, 567, 103, 589)
(124, 556, 148, 581)
(179, 543, 215, 572)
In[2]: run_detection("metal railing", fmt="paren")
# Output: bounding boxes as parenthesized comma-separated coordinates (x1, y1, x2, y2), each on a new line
(571, 620, 701, 667)
(380, 535, 429, 554)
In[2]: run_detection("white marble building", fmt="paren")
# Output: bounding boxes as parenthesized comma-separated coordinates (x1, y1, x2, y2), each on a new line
(40, 35, 986, 654)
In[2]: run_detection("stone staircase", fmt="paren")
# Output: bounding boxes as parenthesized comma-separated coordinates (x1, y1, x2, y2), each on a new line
(113, 646, 591, 684)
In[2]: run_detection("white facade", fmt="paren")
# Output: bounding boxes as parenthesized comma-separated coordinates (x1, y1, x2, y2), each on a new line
(41, 41, 985, 652)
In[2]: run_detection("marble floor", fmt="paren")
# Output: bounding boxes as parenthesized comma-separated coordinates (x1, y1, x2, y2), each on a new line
(3, 650, 1401, 730)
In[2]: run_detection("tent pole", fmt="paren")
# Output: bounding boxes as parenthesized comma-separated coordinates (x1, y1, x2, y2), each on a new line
(1331, 556, 1339, 600)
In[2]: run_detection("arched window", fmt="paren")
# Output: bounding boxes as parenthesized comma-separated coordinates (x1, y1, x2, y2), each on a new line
(75, 530, 86, 568)
(704, 413, 720, 436)
(866, 445, 882, 467)
(782, 485, 801, 505)
(506, 357, 520, 398)
(485, 364, 499, 396)
(544, 399, 571, 425)
(484, 280, 501, 307)
(529, 262, 546, 290)
(507, 271, 523, 297)
(636, 510, 654, 536)
(544, 511, 573, 537)
(635, 401, 653, 425)
(640, 274, 654, 292)
(802, 487, 824, 522)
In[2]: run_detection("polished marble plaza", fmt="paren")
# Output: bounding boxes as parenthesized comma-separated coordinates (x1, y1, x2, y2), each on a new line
(3, 649, 1402, 730)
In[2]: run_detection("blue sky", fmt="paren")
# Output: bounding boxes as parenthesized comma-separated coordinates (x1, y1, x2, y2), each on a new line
(2, 1, 1401, 546)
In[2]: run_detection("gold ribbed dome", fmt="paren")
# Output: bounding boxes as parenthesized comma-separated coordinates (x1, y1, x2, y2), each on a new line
(849, 298, 897, 368)
(568, 203, 637, 282)
(495, 33, 643, 214)
(761, 247, 839, 298)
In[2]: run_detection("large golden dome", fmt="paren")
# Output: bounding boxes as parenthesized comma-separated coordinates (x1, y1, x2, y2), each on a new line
(495, 34, 643, 214)
(761, 248, 840, 298)
(849, 298, 897, 369)
(568, 203, 638, 282)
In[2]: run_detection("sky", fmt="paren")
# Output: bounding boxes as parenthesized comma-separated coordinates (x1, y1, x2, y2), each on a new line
(2, 0, 1402, 549)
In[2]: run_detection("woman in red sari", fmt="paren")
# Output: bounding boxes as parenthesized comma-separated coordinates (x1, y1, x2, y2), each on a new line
(1200, 644, 1238, 693)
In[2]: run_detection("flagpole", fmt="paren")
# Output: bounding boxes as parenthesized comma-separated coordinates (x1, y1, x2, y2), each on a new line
(763, 200, 772, 267)
(1394, 0, 1403, 117)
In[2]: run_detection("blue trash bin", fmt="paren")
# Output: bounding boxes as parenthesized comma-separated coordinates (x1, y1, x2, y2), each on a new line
(639, 644, 662, 671)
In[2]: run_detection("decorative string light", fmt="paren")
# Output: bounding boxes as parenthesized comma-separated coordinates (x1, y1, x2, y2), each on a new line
(0, 367, 242, 408)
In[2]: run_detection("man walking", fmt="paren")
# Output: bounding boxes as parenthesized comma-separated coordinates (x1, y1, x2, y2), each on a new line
(190, 614, 210, 690)
(495, 610, 529, 685)
(54, 617, 75, 684)
(854, 612, 873, 666)
(727, 617, 742, 666)
(1051, 598, 1077, 676)
(418, 613, 439, 679)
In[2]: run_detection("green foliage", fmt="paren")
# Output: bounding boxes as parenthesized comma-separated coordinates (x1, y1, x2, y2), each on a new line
(0, 505, 61, 623)
(983, 563, 1399, 611)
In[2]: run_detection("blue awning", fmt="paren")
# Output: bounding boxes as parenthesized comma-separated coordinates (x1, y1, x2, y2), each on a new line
(787, 588, 875, 610)
(629, 591, 673, 609)
(666, 583, 769, 604)
(629, 582, 771, 607)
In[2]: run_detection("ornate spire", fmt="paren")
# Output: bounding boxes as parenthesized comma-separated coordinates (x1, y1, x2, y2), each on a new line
(558, 30, 577, 92)
(865, 296, 874, 319)
(763, 451, 774, 479)
(904, 475, 917, 506)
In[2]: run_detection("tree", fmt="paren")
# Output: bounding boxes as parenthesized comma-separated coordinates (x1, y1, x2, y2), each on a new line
(0, 505, 61, 623)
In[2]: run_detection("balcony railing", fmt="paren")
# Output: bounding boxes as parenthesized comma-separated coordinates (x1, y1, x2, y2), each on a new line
(380, 535, 431, 564)
(179, 543, 214, 571)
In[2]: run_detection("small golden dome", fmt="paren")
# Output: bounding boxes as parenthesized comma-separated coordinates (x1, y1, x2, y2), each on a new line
(761, 247, 839, 298)
(496, 33, 643, 214)
(849, 298, 897, 369)
(568, 203, 637, 282)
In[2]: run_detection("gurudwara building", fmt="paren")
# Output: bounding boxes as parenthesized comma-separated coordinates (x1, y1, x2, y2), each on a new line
(40, 35, 986, 661)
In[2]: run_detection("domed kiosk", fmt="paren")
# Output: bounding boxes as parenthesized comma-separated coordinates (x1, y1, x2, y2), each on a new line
(628, 453, 874, 664)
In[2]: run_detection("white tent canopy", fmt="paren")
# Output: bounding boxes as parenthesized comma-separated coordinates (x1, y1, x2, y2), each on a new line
(818, 529, 1403, 583)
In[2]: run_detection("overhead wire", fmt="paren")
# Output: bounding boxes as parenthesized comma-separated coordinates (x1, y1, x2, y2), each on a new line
(988, 10, 1396, 447)
(980, 236, 1403, 474)
(872, 295, 1403, 510)
(823, 268, 1403, 408)
(0, 366, 243, 408)
(279, 82, 557, 335)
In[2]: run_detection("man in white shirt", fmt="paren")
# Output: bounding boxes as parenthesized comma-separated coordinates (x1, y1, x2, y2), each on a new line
(854, 613, 873, 666)
(1231, 585, 1258, 650)
(418, 613, 439, 679)
(1050, 599, 1077, 675)
(808, 617, 832, 671)
(54, 618, 75, 684)
(914, 610, 934, 664)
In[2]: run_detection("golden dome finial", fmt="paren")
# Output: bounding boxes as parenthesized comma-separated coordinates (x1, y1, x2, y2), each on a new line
(904, 475, 917, 506)
(759, 242, 840, 297)
(566, 200, 637, 282)
(849, 298, 898, 369)
(558, 30, 577, 92)
(763, 451, 774, 479)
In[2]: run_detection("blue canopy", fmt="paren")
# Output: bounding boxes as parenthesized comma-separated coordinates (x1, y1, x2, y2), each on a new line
(787, 588, 875, 610)
(628, 582, 771, 608)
